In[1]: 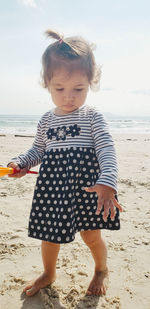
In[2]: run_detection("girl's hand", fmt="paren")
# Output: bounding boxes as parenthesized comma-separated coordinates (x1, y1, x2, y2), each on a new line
(7, 163, 28, 178)
(84, 184, 123, 222)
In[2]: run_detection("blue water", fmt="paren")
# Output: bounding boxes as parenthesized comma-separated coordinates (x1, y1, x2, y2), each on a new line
(0, 113, 150, 135)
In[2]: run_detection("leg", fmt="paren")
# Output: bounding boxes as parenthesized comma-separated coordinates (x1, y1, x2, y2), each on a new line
(80, 229, 108, 295)
(24, 240, 60, 296)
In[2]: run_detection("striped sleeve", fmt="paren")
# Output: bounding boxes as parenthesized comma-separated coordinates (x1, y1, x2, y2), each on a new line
(10, 121, 46, 169)
(91, 111, 118, 192)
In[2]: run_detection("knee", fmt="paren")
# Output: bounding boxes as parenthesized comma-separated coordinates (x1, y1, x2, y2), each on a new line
(80, 230, 101, 248)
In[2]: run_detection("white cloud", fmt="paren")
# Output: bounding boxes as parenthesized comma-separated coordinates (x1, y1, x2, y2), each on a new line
(20, 0, 37, 8)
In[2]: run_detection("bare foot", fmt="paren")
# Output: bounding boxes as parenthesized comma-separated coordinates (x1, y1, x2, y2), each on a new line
(86, 268, 108, 296)
(23, 272, 56, 296)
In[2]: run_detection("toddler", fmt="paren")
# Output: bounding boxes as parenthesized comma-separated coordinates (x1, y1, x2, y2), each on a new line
(8, 30, 123, 296)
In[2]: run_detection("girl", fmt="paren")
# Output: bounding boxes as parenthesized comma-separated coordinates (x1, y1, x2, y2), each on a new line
(8, 30, 123, 297)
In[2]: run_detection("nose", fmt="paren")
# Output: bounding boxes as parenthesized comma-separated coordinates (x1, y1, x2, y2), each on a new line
(63, 91, 74, 102)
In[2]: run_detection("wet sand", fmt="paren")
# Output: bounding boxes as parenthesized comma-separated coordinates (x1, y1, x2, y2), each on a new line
(0, 134, 150, 309)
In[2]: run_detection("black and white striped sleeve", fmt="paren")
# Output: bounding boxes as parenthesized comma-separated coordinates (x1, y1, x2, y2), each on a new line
(10, 121, 46, 170)
(91, 112, 118, 192)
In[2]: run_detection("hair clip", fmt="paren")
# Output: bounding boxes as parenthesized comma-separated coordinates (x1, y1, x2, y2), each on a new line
(58, 38, 63, 44)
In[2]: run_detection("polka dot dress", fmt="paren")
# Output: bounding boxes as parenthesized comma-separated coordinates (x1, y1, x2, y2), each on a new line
(28, 147, 120, 244)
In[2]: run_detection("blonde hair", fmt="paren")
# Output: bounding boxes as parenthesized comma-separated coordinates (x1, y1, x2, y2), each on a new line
(41, 29, 101, 91)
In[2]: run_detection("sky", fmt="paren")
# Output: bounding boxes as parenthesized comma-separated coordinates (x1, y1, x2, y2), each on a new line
(0, 0, 150, 116)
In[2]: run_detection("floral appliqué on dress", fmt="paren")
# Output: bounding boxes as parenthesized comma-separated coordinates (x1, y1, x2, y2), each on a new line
(47, 124, 81, 141)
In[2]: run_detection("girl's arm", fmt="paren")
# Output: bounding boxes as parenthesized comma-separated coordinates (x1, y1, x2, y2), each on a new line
(86, 111, 123, 220)
(91, 111, 118, 192)
(9, 121, 46, 170)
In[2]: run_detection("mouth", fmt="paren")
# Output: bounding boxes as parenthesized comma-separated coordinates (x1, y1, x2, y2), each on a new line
(64, 104, 74, 108)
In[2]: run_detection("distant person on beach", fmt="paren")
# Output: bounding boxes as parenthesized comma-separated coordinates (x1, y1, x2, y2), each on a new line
(8, 30, 123, 296)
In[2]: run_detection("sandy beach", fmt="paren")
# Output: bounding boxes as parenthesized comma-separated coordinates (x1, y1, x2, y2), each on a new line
(0, 133, 150, 309)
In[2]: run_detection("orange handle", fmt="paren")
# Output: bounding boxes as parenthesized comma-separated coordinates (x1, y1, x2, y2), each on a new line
(0, 167, 38, 177)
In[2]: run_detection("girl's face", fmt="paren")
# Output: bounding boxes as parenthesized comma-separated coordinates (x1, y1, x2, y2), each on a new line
(48, 68, 89, 115)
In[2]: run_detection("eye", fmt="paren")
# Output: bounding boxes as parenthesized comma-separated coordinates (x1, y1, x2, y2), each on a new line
(56, 88, 64, 91)
(75, 88, 83, 92)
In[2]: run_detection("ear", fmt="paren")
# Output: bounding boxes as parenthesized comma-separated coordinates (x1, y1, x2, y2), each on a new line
(47, 84, 51, 93)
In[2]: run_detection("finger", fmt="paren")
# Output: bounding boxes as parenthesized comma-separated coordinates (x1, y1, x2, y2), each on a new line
(113, 198, 123, 212)
(110, 201, 115, 220)
(84, 185, 97, 193)
(83, 185, 99, 192)
(103, 200, 110, 222)
(96, 198, 104, 215)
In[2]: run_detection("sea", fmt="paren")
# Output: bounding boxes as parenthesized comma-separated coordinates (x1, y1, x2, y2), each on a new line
(0, 113, 150, 135)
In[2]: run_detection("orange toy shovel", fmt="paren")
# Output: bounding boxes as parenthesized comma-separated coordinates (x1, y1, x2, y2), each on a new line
(0, 167, 38, 177)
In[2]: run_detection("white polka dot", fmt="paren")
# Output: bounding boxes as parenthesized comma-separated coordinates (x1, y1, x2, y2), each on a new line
(57, 236, 61, 241)
(87, 181, 91, 186)
(39, 233, 43, 238)
(63, 214, 67, 219)
(40, 199, 44, 204)
(66, 222, 70, 227)
(35, 206, 39, 210)
(59, 222, 62, 227)
(43, 207, 46, 211)
(37, 193, 41, 197)
(42, 173, 47, 178)
(46, 213, 49, 217)
(66, 236, 70, 241)
(41, 186, 45, 191)
(32, 212, 35, 216)
(46, 180, 50, 184)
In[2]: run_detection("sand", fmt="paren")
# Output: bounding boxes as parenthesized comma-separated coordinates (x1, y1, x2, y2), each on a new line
(0, 134, 150, 309)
